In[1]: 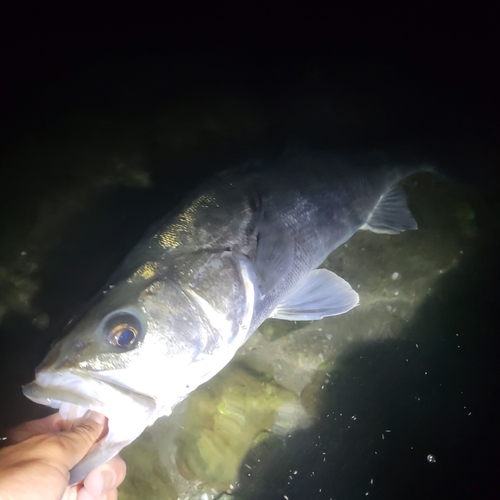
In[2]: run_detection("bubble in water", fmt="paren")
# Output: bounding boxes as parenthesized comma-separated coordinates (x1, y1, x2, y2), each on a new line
(427, 454, 436, 463)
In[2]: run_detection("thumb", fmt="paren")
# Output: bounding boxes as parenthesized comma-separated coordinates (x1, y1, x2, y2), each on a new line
(53, 411, 107, 471)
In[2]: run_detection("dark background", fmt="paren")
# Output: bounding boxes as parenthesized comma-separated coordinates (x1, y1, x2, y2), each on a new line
(0, 2, 499, 499)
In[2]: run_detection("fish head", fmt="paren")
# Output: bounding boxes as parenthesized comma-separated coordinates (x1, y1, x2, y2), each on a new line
(23, 252, 257, 483)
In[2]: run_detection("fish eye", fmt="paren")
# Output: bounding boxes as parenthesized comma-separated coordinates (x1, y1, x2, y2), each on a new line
(108, 324, 138, 347)
(104, 313, 142, 349)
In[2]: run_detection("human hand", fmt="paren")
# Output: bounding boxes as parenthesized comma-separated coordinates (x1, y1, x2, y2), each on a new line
(0, 412, 126, 500)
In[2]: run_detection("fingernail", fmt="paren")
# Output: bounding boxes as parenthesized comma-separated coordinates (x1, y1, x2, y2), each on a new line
(82, 411, 106, 426)
(101, 470, 116, 492)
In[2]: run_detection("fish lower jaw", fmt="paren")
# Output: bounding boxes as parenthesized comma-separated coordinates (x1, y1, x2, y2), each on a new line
(23, 370, 159, 484)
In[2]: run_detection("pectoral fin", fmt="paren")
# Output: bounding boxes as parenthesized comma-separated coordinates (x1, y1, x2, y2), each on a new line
(270, 269, 359, 321)
(361, 183, 417, 234)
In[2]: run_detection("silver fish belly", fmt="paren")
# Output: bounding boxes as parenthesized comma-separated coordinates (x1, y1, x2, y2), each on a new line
(23, 152, 426, 483)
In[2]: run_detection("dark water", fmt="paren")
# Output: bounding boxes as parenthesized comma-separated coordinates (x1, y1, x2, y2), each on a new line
(0, 3, 499, 499)
(239, 239, 500, 499)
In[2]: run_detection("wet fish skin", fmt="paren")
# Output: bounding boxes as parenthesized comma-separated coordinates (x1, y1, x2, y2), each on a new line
(23, 152, 425, 482)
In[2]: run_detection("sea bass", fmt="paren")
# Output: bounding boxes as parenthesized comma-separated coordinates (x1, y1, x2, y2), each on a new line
(23, 152, 425, 483)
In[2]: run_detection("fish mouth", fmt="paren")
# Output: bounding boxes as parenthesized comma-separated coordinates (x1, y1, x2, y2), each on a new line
(23, 369, 158, 484)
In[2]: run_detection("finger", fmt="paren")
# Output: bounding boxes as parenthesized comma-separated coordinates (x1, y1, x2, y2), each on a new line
(75, 489, 117, 500)
(105, 490, 118, 500)
(83, 455, 127, 497)
(104, 455, 127, 489)
(8, 413, 64, 443)
(63, 485, 80, 500)
(51, 411, 107, 471)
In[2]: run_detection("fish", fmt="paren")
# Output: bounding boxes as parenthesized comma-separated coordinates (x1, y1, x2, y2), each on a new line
(23, 152, 427, 483)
